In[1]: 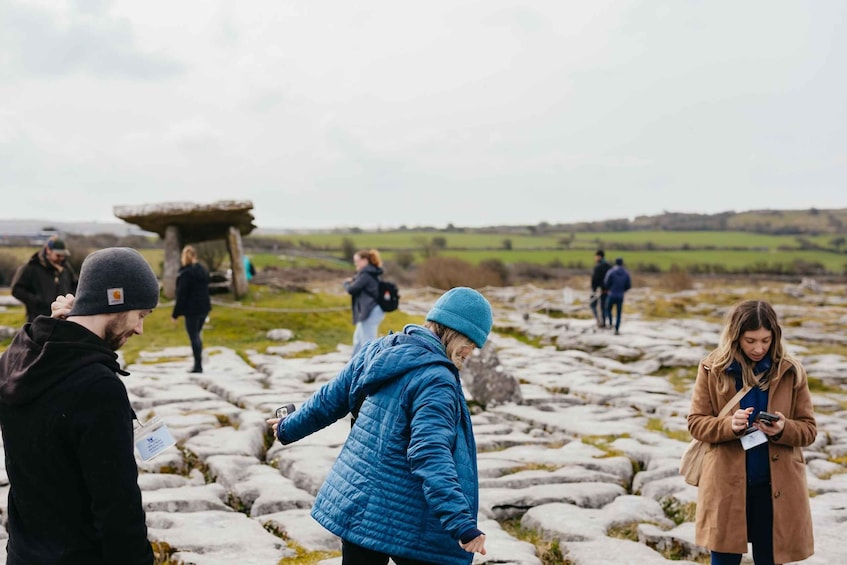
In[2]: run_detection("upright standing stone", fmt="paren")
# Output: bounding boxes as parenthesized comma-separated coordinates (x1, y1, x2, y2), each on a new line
(163, 225, 182, 299)
(227, 226, 248, 298)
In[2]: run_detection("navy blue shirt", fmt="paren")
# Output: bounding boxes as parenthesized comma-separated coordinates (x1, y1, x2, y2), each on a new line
(729, 356, 772, 485)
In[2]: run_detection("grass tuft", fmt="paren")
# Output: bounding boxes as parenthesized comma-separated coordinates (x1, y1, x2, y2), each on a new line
(500, 518, 574, 564)
(645, 418, 691, 442)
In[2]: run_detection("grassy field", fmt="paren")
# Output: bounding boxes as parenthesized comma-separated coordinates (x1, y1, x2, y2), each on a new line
(270, 230, 806, 251)
(4, 226, 846, 280)
(435, 248, 847, 272)
(263, 230, 847, 274)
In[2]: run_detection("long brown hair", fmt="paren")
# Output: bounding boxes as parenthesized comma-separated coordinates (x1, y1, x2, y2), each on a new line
(355, 249, 383, 268)
(711, 300, 804, 393)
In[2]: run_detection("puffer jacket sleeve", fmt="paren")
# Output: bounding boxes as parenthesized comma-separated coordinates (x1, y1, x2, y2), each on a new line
(278, 361, 357, 445)
(406, 370, 477, 539)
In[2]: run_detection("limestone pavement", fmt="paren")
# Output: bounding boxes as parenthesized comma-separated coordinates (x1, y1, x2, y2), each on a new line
(1, 284, 845, 564)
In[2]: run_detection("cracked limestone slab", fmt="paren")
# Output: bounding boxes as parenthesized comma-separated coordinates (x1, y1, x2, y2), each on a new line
(147, 510, 295, 565)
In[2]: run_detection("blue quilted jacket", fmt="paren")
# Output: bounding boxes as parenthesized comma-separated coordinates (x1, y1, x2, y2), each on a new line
(278, 325, 479, 564)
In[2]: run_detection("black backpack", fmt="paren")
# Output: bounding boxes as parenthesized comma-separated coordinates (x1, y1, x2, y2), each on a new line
(377, 280, 400, 312)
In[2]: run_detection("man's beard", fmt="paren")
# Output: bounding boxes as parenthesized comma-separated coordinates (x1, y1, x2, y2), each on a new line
(103, 313, 132, 351)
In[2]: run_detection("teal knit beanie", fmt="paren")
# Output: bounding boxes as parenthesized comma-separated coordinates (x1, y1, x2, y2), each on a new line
(69, 247, 160, 316)
(425, 287, 493, 348)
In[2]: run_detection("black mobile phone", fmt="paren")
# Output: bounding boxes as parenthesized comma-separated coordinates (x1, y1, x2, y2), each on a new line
(275, 404, 296, 419)
(757, 411, 780, 425)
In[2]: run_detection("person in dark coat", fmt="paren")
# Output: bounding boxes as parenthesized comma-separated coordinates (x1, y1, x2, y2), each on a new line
(603, 257, 632, 335)
(342, 248, 385, 358)
(590, 249, 612, 328)
(267, 287, 492, 564)
(172, 245, 212, 373)
(0, 247, 159, 565)
(10, 236, 78, 323)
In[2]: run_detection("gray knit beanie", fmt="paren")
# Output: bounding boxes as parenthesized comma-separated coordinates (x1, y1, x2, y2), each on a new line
(68, 247, 160, 316)
(425, 287, 493, 348)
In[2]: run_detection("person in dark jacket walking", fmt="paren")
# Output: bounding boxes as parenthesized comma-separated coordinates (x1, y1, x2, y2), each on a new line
(343, 248, 385, 358)
(0, 247, 159, 565)
(590, 249, 612, 328)
(267, 287, 492, 565)
(172, 245, 212, 373)
(603, 257, 632, 335)
(10, 236, 78, 323)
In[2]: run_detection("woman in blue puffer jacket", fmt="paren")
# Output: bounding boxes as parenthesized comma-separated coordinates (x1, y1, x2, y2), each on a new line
(268, 287, 492, 565)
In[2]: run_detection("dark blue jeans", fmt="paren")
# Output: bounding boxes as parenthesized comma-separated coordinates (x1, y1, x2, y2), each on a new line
(710, 481, 774, 565)
(601, 294, 612, 326)
(341, 540, 437, 565)
(605, 295, 624, 332)
(184, 314, 206, 371)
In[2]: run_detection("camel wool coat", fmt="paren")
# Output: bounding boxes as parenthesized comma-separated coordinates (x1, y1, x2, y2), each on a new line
(687, 354, 816, 564)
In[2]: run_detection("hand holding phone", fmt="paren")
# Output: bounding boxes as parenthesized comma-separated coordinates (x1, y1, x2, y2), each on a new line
(756, 411, 780, 425)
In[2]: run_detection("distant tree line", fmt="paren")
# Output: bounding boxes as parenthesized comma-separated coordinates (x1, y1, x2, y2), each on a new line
(539, 209, 847, 236)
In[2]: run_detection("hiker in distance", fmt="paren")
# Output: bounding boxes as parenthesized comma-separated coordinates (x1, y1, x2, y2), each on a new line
(0, 248, 160, 564)
(343, 248, 386, 358)
(603, 257, 631, 335)
(267, 287, 492, 565)
(687, 300, 816, 565)
(171, 244, 212, 373)
(10, 235, 78, 323)
(590, 249, 612, 328)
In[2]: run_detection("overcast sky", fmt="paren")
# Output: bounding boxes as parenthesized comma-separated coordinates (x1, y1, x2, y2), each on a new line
(1, 0, 845, 230)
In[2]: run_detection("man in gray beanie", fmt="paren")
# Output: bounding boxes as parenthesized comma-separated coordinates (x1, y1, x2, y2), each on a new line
(0, 247, 159, 564)
(268, 286, 492, 564)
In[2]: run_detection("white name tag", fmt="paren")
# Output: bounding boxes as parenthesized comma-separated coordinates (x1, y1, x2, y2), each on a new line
(740, 426, 768, 450)
(134, 417, 176, 461)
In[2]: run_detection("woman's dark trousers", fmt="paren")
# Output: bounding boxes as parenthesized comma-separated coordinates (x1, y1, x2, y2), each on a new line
(341, 539, 437, 565)
(710, 481, 775, 565)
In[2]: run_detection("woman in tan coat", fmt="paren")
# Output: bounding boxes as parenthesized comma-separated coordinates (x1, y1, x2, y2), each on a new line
(688, 300, 816, 565)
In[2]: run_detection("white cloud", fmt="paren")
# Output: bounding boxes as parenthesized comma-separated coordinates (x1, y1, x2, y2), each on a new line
(1, 0, 845, 228)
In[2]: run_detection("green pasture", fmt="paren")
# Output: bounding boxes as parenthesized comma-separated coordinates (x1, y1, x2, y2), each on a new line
(273, 231, 565, 250)
(5, 228, 846, 277)
(266, 230, 807, 251)
(435, 249, 847, 273)
(574, 231, 799, 249)
(256, 229, 847, 274)
(247, 246, 847, 275)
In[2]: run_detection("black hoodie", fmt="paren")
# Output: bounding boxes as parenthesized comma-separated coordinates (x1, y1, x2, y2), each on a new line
(0, 317, 153, 565)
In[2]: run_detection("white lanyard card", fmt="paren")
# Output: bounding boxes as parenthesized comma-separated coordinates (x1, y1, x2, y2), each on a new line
(740, 425, 768, 451)
(134, 415, 176, 461)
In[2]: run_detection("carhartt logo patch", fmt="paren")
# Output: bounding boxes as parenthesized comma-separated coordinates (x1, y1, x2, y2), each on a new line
(107, 288, 125, 306)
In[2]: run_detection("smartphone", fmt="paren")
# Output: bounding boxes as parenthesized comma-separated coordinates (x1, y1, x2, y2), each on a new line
(757, 411, 780, 425)
(275, 404, 296, 419)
